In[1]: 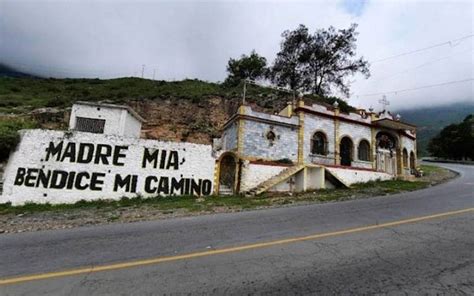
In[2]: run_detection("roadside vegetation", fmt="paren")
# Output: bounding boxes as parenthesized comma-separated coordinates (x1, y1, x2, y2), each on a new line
(0, 165, 453, 217)
(0, 117, 37, 161)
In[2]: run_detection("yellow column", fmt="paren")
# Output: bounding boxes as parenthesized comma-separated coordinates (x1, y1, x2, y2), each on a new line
(297, 100, 305, 164)
(334, 107, 340, 165)
(371, 126, 377, 169)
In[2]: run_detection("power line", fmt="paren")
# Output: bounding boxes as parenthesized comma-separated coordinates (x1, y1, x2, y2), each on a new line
(371, 34, 474, 63)
(371, 48, 474, 82)
(356, 78, 474, 97)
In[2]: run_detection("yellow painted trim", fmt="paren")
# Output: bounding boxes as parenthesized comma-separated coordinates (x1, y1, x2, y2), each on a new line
(1, 208, 472, 286)
(297, 110, 305, 164)
(334, 114, 340, 165)
(302, 167, 307, 192)
(214, 152, 240, 195)
(371, 126, 376, 170)
(213, 160, 220, 195)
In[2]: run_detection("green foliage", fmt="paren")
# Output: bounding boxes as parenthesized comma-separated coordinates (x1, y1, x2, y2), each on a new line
(0, 77, 226, 113)
(224, 50, 268, 86)
(428, 114, 473, 160)
(270, 23, 369, 96)
(0, 118, 37, 162)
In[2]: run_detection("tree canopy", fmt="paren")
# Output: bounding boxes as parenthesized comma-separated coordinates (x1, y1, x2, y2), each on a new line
(428, 114, 474, 160)
(270, 23, 370, 96)
(224, 50, 267, 86)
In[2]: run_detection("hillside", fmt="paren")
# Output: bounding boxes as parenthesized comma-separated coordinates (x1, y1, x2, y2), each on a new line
(0, 77, 352, 145)
(0, 63, 36, 78)
(397, 102, 474, 156)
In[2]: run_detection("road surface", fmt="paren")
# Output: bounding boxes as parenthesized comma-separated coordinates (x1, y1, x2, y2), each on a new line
(0, 163, 473, 295)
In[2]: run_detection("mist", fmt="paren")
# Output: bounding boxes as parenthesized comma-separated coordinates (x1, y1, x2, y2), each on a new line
(0, 0, 472, 110)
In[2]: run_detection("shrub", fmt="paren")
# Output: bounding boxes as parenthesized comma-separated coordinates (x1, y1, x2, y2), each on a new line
(0, 118, 37, 162)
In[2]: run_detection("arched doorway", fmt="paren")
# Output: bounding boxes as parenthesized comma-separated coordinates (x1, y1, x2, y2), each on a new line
(218, 153, 238, 195)
(340, 137, 353, 166)
(376, 132, 398, 175)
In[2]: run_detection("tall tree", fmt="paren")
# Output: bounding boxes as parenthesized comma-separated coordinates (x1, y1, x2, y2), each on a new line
(269, 25, 311, 96)
(224, 50, 267, 86)
(270, 24, 370, 96)
(306, 24, 370, 96)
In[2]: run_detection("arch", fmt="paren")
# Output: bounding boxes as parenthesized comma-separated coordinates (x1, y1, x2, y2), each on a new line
(216, 152, 239, 194)
(358, 139, 371, 161)
(311, 131, 328, 155)
(409, 151, 416, 170)
(402, 148, 408, 168)
(376, 131, 398, 151)
(339, 136, 353, 166)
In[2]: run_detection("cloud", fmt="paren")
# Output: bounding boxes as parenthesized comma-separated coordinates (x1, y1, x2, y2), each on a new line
(0, 0, 472, 110)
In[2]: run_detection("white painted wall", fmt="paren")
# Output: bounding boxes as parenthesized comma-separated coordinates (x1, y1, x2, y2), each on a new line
(240, 162, 287, 192)
(123, 111, 142, 138)
(326, 167, 393, 185)
(306, 167, 325, 190)
(70, 104, 142, 138)
(1, 129, 215, 205)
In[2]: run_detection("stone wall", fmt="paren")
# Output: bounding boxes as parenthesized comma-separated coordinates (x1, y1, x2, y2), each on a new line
(242, 120, 298, 162)
(221, 121, 237, 151)
(1, 129, 215, 205)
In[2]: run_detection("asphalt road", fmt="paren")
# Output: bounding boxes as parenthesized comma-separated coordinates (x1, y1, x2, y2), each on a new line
(0, 163, 473, 295)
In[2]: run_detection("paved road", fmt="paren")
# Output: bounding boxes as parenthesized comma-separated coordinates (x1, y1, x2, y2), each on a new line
(0, 163, 473, 295)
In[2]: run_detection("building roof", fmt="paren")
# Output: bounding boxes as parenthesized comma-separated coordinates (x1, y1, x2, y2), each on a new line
(75, 101, 146, 123)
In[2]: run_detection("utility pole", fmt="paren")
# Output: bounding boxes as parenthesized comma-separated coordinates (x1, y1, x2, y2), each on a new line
(141, 64, 145, 78)
(152, 69, 156, 80)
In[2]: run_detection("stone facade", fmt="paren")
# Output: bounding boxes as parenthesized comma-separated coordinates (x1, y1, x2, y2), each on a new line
(216, 100, 417, 191)
(1, 100, 418, 204)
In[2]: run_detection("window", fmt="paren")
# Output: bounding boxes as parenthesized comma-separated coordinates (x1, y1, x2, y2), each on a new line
(358, 140, 370, 161)
(75, 117, 106, 134)
(311, 132, 327, 155)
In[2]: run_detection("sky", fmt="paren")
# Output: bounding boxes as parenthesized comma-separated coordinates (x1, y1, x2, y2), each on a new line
(0, 0, 473, 110)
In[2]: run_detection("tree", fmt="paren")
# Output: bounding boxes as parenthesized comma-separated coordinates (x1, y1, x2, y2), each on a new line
(269, 25, 311, 96)
(270, 24, 370, 97)
(428, 115, 474, 160)
(224, 50, 267, 86)
(306, 24, 370, 96)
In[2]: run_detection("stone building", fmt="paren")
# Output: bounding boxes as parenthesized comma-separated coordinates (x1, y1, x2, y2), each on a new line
(214, 100, 417, 195)
(1, 100, 417, 205)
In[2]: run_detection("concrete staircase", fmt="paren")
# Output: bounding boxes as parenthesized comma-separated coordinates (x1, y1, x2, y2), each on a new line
(218, 184, 234, 196)
(246, 164, 306, 196)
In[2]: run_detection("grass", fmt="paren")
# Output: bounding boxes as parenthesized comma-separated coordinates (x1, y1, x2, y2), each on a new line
(0, 195, 272, 215)
(0, 178, 432, 216)
(0, 77, 354, 114)
(419, 164, 444, 176)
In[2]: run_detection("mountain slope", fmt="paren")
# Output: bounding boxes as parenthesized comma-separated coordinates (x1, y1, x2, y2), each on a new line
(397, 101, 474, 156)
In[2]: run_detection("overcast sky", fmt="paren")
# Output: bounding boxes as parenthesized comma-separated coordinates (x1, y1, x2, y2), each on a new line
(0, 0, 473, 110)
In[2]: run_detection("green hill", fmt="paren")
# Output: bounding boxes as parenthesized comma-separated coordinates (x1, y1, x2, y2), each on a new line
(397, 102, 474, 156)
